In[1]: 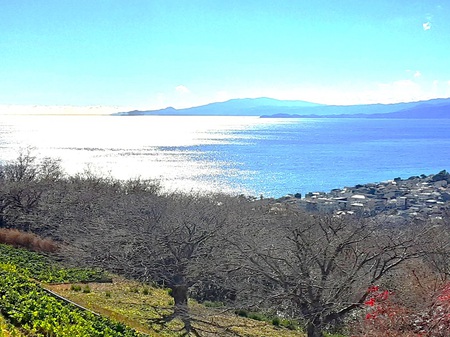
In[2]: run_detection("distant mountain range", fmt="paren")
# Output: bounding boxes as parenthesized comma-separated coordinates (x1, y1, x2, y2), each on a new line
(114, 97, 450, 118)
(114, 97, 321, 117)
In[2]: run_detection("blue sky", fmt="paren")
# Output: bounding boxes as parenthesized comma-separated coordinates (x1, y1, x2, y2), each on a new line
(1, 0, 450, 112)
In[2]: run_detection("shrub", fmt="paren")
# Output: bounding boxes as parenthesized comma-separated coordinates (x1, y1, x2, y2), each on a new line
(272, 317, 281, 326)
(71, 284, 82, 292)
(353, 283, 450, 336)
(203, 300, 224, 308)
(248, 312, 266, 321)
(279, 319, 297, 330)
(0, 229, 58, 252)
(235, 309, 248, 317)
(355, 285, 414, 336)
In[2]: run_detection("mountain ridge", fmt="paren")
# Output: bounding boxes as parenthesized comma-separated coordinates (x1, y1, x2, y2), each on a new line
(114, 97, 450, 118)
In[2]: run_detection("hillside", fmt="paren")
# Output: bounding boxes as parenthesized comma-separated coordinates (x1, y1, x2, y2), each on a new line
(114, 97, 322, 116)
(364, 101, 450, 119)
(0, 243, 307, 337)
(114, 97, 450, 118)
(262, 99, 450, 119)
(1, 154, 449, 337)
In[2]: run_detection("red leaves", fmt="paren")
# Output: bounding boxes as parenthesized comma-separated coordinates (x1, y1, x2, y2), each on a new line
(364, 286, 391, 316)
(365, 297, 376, 307)
(368, 285, 379, 293)
(358, 283, 450, 336)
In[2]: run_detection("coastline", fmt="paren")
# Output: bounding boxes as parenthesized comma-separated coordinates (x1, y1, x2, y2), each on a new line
(278, 170, 450, 220)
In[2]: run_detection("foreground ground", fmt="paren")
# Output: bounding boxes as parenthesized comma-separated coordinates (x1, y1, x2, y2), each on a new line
(0, 243, 308, 337)
(44, 278, 307, 337)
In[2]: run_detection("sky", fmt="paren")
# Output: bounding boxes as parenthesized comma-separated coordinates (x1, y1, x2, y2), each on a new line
(1, 0, 450, 113)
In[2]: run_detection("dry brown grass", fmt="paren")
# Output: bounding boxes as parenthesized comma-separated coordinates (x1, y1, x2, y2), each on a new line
(0, 228, 58, 252)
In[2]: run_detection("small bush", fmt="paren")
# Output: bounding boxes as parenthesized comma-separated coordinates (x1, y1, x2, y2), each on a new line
(142, 288, 150, 295)
(82, 285, 91, 293)
(281, 319, 298, 330)
(235, 309, 248, 317)
(203, 301, 224, 308)
(105, 291, 111, 298)
(248, 312, 266, 321)
(71, 284, 82, 292)
(272, 317, 281, 326)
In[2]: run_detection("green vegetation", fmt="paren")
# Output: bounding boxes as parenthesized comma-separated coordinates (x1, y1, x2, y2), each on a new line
(0, 243, 307, 337)
(70, 284, 82, 292)
(48, 280, 307, 337)
(0, 312, 27, 337)
(0, 264, 143, 337)
(0, 243, 109, 283)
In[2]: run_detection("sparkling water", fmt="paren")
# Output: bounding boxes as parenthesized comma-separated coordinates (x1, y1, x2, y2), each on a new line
(1, 115, 449, 197)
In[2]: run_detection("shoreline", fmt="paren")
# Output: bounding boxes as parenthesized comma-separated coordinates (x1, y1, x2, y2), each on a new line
(277, 170, 450, 220)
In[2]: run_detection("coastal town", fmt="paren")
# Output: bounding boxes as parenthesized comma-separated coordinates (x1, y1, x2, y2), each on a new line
(280, 170, 450, 220)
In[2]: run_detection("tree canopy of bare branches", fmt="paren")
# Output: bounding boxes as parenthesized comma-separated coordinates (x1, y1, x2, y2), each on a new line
(2, 152, 449, 337)
(58, 187, 240, 336)
(227, 210, 429, 337)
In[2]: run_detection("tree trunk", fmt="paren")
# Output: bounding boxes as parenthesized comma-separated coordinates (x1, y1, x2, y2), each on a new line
(306, 320, 325, 337)
(172, 284, 188, 307)
(171, 285, 193, 334)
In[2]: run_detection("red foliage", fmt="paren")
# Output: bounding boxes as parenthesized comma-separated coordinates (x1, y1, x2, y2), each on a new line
(353, 283, 450, 337)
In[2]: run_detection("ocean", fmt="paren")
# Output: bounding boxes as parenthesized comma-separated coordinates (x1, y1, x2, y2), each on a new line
(0, 115, 449, 198)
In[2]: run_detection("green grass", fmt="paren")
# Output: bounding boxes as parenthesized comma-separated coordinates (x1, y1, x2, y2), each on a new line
(0, 243, 310, 337)
(0, 243, 109, 283)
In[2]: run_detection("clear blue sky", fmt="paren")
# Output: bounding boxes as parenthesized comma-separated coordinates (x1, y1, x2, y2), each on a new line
(1, 0, 450, 111)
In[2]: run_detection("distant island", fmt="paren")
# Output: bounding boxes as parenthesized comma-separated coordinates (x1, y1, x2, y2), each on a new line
(113, 97, 450, 119)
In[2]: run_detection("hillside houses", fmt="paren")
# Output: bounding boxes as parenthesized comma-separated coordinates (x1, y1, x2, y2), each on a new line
(285, 171, 450, 219)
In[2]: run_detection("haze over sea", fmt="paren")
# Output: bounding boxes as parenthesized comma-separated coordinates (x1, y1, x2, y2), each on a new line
(1, 115, 449, 198)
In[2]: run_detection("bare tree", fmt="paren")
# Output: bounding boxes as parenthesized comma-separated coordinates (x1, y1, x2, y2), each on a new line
(0, 151, 62, 232)
(59, 188, 238, 336)
(228, 209, 427, 337)
(419, 210, 450, 281)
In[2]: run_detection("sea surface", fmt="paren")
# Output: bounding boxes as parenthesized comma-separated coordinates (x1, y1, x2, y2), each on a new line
(0, 115, 449, 198)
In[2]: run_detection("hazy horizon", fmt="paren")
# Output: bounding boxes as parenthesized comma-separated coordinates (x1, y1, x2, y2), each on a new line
(1, 95, 450, 116)
(1, 1, 450, 114)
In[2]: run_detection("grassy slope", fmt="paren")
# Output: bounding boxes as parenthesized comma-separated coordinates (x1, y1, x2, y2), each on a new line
(0, 243, 306, 336)
(45, 278, 306, 337)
